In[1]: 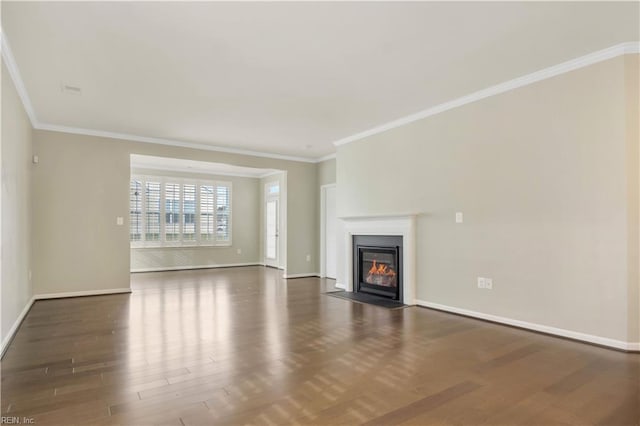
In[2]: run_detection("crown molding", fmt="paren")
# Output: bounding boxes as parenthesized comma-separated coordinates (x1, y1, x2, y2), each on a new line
(1, 29, 334, 164)
(316, 153, 337, 162)
(6, 24, 634, 162)
(333, 41, 640, 147)
(36, 122, 320, 163)
(258, 170, 285, 179)
(1, 29, 38, 125)
(36, 122, 337, 164)
(131, 165, 279, 179)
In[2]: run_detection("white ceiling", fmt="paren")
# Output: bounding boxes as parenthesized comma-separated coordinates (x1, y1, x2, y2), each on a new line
(3, 2, 638, 160)
(130, 154, 279, 178)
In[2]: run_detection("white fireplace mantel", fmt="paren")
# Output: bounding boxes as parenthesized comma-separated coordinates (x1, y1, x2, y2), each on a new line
(340, 215, 416, 305)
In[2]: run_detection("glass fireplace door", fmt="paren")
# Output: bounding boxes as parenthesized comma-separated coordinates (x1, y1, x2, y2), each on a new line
(357, 245, 400, 299)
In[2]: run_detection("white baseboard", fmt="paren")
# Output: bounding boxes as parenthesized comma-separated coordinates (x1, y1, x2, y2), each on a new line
(131, 262, 260, 273)
(1, 296, 36, 358)
(34, 288, 132, 300)
(1, 287, 133, 358)
(416, 300, 639, 352)
(335, 282, 346, 289)
(283, 272, 320, 279)
(1, 288, 132, 358)
(627, 342, 640, 351)
(263, 264, 286, 270)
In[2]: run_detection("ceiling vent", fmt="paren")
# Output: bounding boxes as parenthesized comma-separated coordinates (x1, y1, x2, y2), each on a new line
(61, 83, 82, 95)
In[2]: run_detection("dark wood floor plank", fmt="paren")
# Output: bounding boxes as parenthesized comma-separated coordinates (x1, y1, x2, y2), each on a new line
(362, 381, 482, 426)
(1, 266, 638, 425)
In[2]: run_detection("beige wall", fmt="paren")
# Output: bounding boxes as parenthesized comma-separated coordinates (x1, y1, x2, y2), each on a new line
(32, 131, 131, 294)
(317, 158, 337, 272)
(286, 166, 318, 274)
(1, 60, 33, 344)
(317, 158, 336, 186)
(337, 55, 638, 343)
(626, 55, 640, 344)
(130, 169, 260, 271)
(32, 130, 319, 295)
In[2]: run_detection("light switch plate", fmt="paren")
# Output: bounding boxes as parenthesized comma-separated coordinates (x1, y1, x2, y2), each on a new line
(116, 216, 124, 226)
(455, 212, 463, 223)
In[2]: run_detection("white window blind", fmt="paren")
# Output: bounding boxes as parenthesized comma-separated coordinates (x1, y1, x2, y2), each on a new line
(183, 184, 196, 242)
(145, 182, 161, 241)
(130, 180, 142, 241)
(200, 185, 215, 242)
(130, 175, 232, 248)
(216, 184, 231, 242)
(165, 182, 181, 242)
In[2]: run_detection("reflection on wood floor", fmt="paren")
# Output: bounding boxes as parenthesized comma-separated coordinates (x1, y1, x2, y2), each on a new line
(1, 266, 638, 425)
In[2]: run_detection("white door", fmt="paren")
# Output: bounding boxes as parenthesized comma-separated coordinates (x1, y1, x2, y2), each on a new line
(324, 186, 337, 279)
(265, 199, 279, 267)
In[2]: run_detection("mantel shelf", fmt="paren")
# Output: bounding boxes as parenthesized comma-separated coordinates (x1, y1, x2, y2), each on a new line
(338, 212, 427, 221)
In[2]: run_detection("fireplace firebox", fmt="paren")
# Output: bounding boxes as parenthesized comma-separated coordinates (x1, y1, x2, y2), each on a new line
(353, 235, 402, 300)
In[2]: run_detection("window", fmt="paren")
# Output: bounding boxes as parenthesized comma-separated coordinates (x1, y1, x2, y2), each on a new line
(217, 185, 230, 241)
(165, 183, 181, 242)
(267, 183, 279, 195)
(200, 185, 214, 241)
(130, 180, 142, 241)
(183, 184, 196, 242)
(130, 175, 232, 247)
(145, 182, 161, 241)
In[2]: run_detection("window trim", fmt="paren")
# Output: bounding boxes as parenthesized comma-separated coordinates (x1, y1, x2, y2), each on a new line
(130, 174, 232, 248)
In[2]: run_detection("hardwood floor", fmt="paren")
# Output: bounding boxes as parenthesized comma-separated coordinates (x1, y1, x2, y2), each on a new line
(1, 266, 638, 425)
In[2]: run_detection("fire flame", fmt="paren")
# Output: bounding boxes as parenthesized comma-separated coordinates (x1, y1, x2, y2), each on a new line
(367, 260, 396, 277)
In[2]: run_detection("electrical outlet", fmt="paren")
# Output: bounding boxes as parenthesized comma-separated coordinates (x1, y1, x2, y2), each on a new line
(477, 277, 486, 289)
(306, 254, 311, 262)
(116, 216, 124, 226)
(456, 212, 463, 223)
(485, 278, 493, 290)
(237, 248, 242, 255)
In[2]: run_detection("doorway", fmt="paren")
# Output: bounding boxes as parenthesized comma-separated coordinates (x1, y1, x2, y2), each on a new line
(321, 184, 337, 279)
(264, 182, 280, 268)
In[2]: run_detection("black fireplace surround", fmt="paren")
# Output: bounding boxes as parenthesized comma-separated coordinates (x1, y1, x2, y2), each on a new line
(353, 235, 403, 300)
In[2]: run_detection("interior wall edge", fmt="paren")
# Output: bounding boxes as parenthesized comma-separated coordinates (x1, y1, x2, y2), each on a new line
(0, 296, 35, 359)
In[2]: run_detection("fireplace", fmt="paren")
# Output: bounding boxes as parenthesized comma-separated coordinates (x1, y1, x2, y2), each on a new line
(353, 235, 403, 300)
